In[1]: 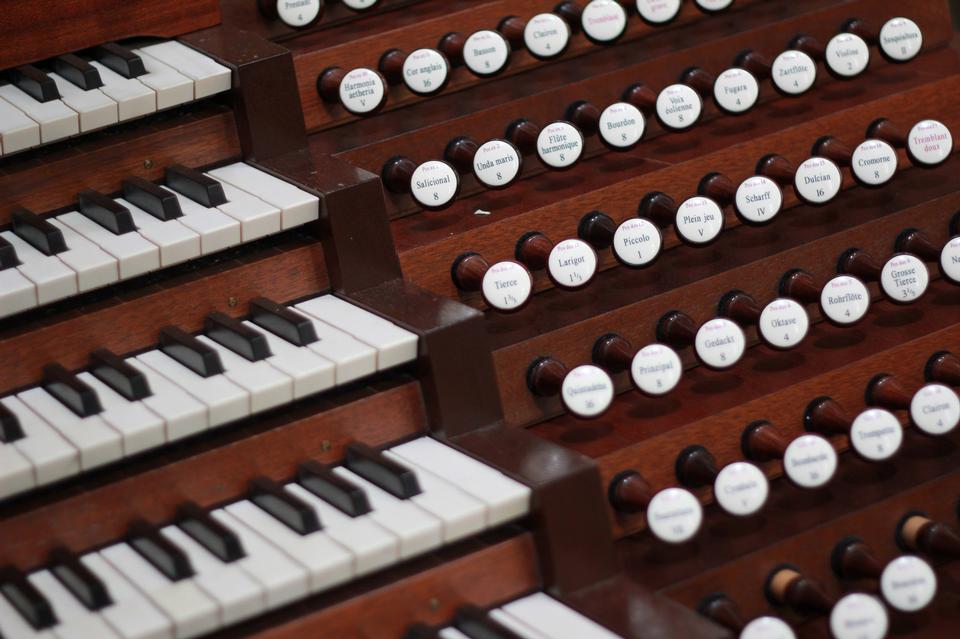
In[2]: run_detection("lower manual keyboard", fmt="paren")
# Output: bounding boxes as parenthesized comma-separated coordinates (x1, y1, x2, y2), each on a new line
(0, 437, 532, 639)
(0, 294, 418, 501)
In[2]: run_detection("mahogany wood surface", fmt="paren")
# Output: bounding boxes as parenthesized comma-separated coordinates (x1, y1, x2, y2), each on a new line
(0, 375, 426, 569)
(488, 159, 960, 427)
(0, 0, 221, 69)
(643, 468, 960, 632)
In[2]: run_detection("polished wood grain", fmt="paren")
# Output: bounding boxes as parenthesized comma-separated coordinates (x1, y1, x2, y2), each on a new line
(0, 0, 220, 69)
(0, 377, 426, 569)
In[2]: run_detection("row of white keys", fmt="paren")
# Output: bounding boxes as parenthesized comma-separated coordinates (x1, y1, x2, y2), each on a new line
(0, 397, 78, 486)
(0, 231, 76, 304)
(47, 72, 117, 133)
(206, 163, 319, 230)
(135, 350, 248, 427)
(0, 84, 78, 143)
(0, 95, 41, 154)
(100, 543, 219, 639)
(389, 437, 531, 526)
(81, 553, 173, 639)
(296, 295, 418, 370)
(75, 372, 165, 455)
(209, 509, 309, 609)
(129, 50, 193, 110)
(283, 483, 397, 576)
(379, 451, 485, 543)
(16, 387, 122, 470)
(194, 336, 292, 413)
(223, 500, 352, 593)
(0, 437, 34, 499)
(158, 526, 264, 626)
(240, 321, 335, 399)
(0, 591, 56, 639)
(495, 593, 623, 639)
(56, 211, 159, 279)
(88, 61, 156, 122)
(209, 180, 281, 241)
(160, 189, 240, 255)
(115, 198, 200, 267)
(124, 358, 207, 441)
(27, 570, 120, 639)
(332, 467, 443, 559)
(0, 266, 37, 316)
(46, 219, 118, 292)
(288, 305, 377, 384)
(137, 41, 231, 99)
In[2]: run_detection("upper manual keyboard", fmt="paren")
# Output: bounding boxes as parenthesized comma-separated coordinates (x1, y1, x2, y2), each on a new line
(0, 40, 230, 156)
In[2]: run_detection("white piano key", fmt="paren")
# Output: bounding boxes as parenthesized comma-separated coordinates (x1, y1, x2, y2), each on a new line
(136, 351, 249, 428)
(296, 296, 418, 370)
(1, 231, 77, 305)
(206, 163, 319, 230)
(0, 589, 57, 639)
(81, 553, 173, 639)
(0, 268, 38, 318)
(138, 41, 230, 99)
(115, 198, 200, 267)
(131, 51, 193, 110)
(289, 310, 377, 384)
(125, 358, 207, 441)
(0, 85, 79, 143)
(159, 526, 265, 626)
(488, 609, 551, 639)
(17, 388, 122, 471)
(382, 451, 486, 542)
(500, 593, 623, 639)
(101, 544, 219, 639)
(160, 188, 240, 255)
(209, 180, 281, 242)
(224, 500, 352, 593)
(333, 467, 443, 559)
(28, 570, 121, 639)
(47, 72, 118, 132)
(0, 442, 35, 499)
(195, 336, 292, 413)
(209, 509, 309, 609)
(89, 61, 156, 121)
(57, 211, 159, 279)
(241, 321, 335, 399)
(390, 437, 531, 526)
(0, 95, 41, 153)
(439, 629, 474, 639)
(76, 372, 165, 456)
(284, 482, 398, 577)
(47, 219, 119, 292)
(1, 396, 79, 485)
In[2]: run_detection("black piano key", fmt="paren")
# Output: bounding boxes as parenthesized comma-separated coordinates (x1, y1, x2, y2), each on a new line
(159, 327, 224, 377)
(165, 164, 227, 207)
(403, 624, 441, 639)
(298, 460, 371, 517)
(54, 54, 103, 90)
(204, 312, 271, 361)
(49, 548, 112, 611)
(9, 65, 59, 102)
(250, 477, 321, 535)
(90, 348, 151, 401)
(0, 403, 25, 443)
(77, 189, 136, 235)
(454, 606, 526, 639)
(93, 42, 146, 78)
(345, 442, 421, 499)
(11, 208, 67, 256)
(128, 521, 195, 581)
(42, 363, 102, 417)
(250, 297, 318, 347)
(177, 502, 245, 563)
(0, 567, 57, 630)
(122, 177, 183, 221)
(0, 235, 18, 270)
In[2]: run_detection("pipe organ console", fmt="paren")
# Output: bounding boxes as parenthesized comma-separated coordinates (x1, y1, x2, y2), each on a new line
(2, 0, 960, 637)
